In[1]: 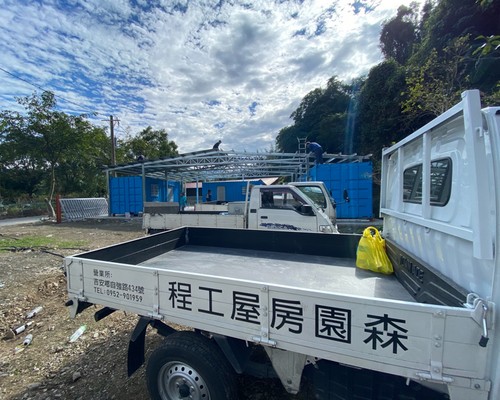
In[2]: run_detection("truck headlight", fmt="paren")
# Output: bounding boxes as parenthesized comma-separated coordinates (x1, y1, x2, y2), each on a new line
(319, 225, 333, 233)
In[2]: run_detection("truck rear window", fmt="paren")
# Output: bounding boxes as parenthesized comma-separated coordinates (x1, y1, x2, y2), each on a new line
(403, 158, 452, 206)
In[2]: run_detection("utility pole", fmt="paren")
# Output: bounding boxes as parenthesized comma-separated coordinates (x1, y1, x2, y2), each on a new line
(105, 115, 120, 166)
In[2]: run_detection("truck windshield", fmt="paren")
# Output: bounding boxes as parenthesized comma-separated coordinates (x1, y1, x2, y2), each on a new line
(296, 186, 327, 209)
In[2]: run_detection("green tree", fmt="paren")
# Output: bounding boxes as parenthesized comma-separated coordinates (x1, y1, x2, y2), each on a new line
(56, 123, 110, 197)
(117, 126, 178, 163)
(275, 125, 301, 154)
(410, 0, 499, 68)
(276, 77, 351, 153)
(380, 4, 419, 64)
(356, 60, 407, 159)
(0, 91, 110, 214)
(0, 108, 43, 200)
(400, 0, 499, 118)
(471, 34, 500, 102)
(418, 1, 433, 36)
(403, 36, 471, 119)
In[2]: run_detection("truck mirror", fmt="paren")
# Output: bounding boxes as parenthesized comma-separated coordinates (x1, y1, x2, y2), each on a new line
(300, 204, 314, 215)
(343, 189, 350, 203)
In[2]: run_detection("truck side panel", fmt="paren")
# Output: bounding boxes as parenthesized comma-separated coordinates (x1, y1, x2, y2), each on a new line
(143, 212, 246, 230)
(66, 257, 489, 395)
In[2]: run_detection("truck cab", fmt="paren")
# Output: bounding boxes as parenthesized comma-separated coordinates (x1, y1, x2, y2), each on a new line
(289, 181, 337, 224)
(247, 184, 337, 233)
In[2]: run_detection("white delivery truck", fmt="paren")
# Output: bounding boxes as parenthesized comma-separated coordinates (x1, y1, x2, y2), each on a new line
(193, 181, 339, 222)
(143, 183, 339, 234)
(65, 90, 499, 400)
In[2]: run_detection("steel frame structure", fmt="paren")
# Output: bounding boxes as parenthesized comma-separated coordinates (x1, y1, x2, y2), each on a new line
(104, 149, 370, 183)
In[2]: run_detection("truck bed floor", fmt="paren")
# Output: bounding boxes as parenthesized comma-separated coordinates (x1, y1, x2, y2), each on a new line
(138, 245, 415, 302)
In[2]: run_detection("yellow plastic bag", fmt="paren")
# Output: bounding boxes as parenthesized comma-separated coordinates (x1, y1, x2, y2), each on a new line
(356, 227, 394, 274)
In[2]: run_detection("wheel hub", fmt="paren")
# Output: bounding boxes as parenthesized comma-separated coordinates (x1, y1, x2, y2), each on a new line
(158, 361, 210, 399)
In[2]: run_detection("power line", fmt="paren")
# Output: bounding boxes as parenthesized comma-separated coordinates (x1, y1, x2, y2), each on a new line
(115, 124, 129, 137)
(0, 65, 97, 115)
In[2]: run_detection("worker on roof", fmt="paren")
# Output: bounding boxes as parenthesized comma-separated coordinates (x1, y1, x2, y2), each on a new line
(213, 140, 222, 150)
(306, 141, 324, 164)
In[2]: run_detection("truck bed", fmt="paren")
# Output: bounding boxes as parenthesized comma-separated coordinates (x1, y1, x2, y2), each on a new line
(65, 227, 485, 389)
(139, 244, 416, 302)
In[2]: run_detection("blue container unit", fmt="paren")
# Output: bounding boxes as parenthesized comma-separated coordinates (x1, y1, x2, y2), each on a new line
(109, 176, 180, 215)
(308, 162, 373, 219)
(202, 180, 266, 202)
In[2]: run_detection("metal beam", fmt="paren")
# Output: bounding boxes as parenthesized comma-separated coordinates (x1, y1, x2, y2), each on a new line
(104, 150, 370, 182)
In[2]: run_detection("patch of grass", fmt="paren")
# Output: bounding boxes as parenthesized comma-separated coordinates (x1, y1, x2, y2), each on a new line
(0, 235, 86, 252)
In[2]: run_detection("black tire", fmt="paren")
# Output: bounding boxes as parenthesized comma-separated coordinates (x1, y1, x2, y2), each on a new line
(146, 331, 238, 400)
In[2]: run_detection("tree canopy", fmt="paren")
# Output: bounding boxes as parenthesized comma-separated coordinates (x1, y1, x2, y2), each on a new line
(117, 126, 178, 163)
(276, 77, 352, 153)
(0, 91, 178, 203)
(379, 4, 419, 65)
(277, 0, 499, 163)
(0, 92, 109, 203)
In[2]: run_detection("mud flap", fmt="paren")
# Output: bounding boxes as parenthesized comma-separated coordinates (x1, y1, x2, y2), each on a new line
(127, 317, 176, 376)
(128, 317, 150, 376)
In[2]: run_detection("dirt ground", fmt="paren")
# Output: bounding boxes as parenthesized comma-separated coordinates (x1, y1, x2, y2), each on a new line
(0, 219, 300, 400)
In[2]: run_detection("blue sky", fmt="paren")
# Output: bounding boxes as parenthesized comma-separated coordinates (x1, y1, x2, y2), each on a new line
(0, 0, 416, 153)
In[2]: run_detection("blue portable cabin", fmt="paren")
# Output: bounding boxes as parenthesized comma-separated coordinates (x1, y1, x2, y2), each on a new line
(305, 162, 373, 219)
(109, 176, 180, 215)
(109, 176, 272, 214)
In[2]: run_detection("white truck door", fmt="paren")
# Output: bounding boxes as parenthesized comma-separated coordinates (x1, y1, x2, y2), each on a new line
(254, 187, 318, 232)
(292, 182, 337, 223)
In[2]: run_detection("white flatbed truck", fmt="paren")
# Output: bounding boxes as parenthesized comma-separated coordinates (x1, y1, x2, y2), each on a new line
(143, 183, 339, 234)
(65, 90, 499, 400)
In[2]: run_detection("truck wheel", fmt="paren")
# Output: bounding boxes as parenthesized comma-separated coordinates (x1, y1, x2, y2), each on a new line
(146, 331, 238, 400)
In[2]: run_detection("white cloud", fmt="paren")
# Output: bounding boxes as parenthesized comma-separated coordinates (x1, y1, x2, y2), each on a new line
(0, 0, 418, 153)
